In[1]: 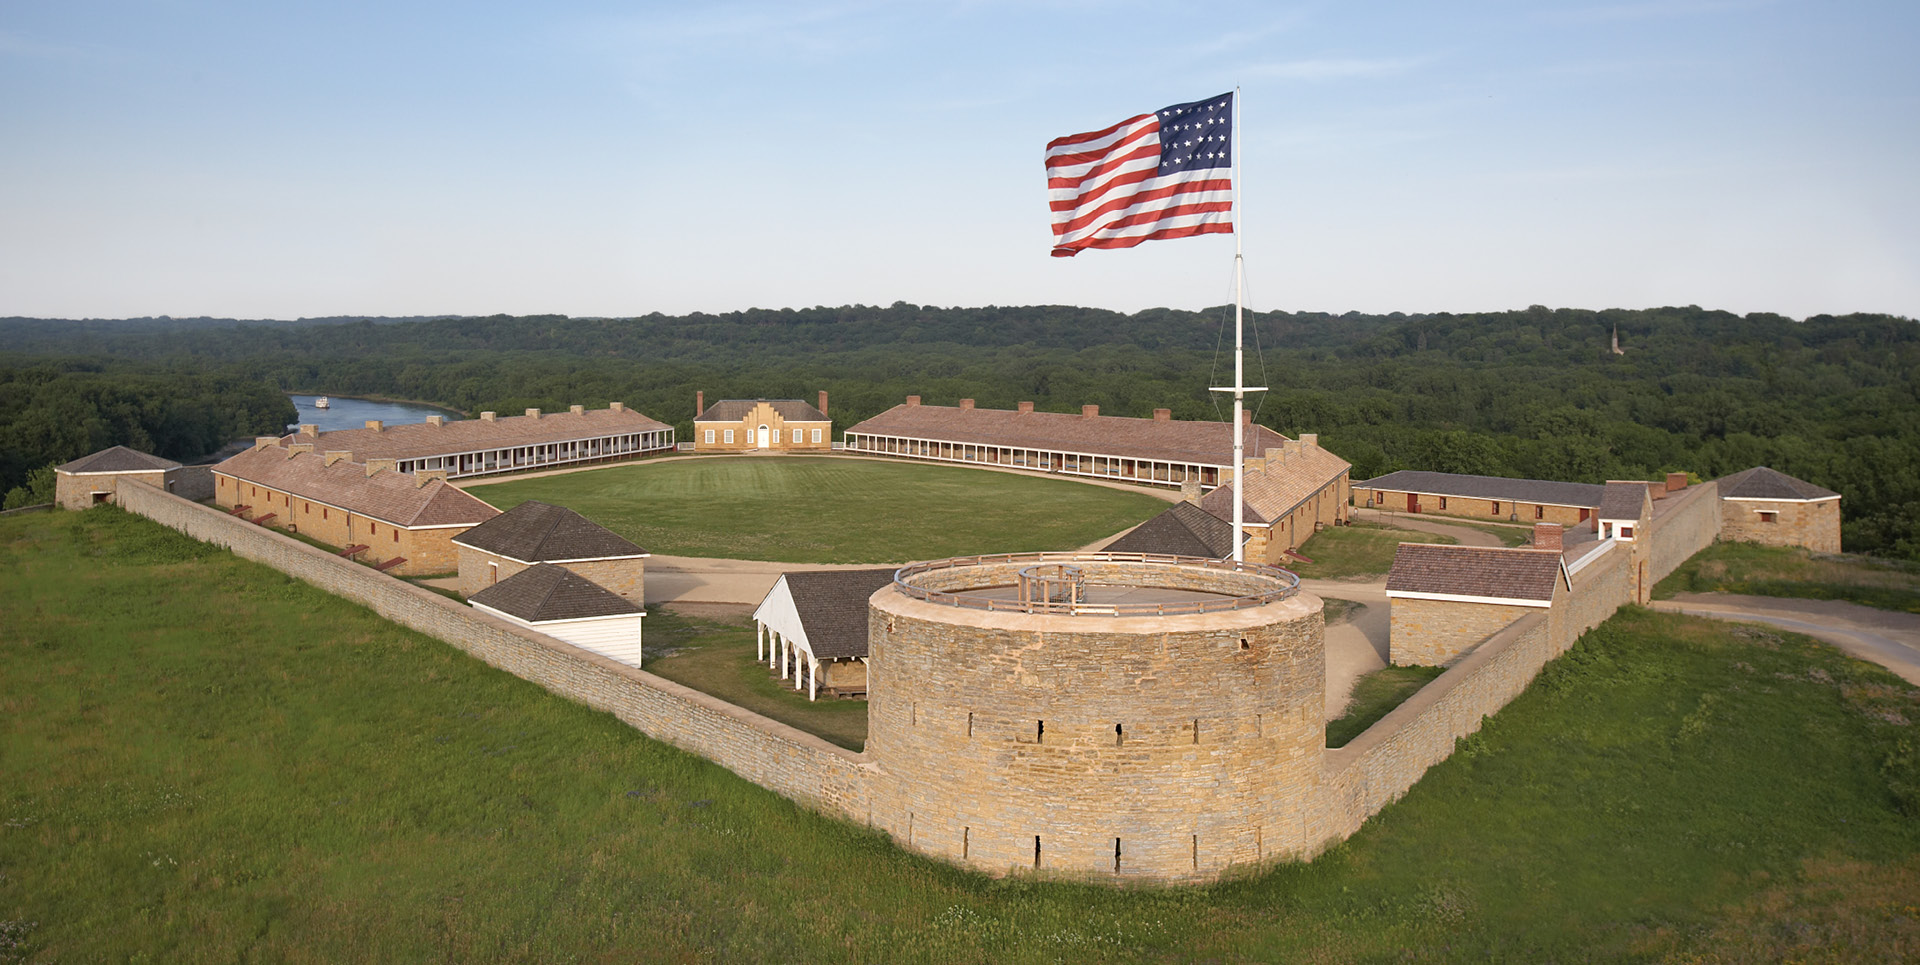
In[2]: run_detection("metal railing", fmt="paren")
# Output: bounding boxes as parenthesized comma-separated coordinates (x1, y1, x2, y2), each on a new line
(891, 552, 1300, 616)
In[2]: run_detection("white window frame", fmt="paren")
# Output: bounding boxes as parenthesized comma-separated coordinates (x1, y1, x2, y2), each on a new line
(792, 427, 803, 444)
(811, 428, 822, 444)
(724, 429, 734, 444)
(704, 429, 715, 444)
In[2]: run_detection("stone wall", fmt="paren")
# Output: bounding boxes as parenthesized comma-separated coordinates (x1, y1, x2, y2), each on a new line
(1389, 597, 1535, 666)
(114, 483, 874, 821)
(1720, 495, 1840, 554)
(1353, 488, 1591, 527)
(1648, 481, 1720, 583)
(55, 468, 167, 510)
(215, 472, 467, 576)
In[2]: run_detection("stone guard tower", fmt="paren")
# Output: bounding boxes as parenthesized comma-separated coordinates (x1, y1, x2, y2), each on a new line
(866, 553, 1323, 884)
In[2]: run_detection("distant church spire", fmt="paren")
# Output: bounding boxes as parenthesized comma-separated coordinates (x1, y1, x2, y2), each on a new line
(1611, 324, 1625, 355)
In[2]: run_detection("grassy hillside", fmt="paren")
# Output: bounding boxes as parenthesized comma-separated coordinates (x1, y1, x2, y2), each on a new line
(463, 457, 1171, 563)
(3, 508, 1918, 962)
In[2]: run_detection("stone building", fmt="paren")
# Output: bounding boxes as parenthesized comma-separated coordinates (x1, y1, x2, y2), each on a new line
(1352, 470, 1605, 525)
(213, 439, 499, 575)
(1385, 534, 1568, 666)
(469, 563, 644, 668)
(843, 396, 1295, 489)
(752, 568, 896, 700)
(453, 500, 647, 601)
(283, 403, 673, 480)
(1198, 436, 1351, 563)
(1103, 500, 1241, 558)
(1715, 466, 1842, 553)
(53, 446, 190, 510)
(692, 391, 832, 451)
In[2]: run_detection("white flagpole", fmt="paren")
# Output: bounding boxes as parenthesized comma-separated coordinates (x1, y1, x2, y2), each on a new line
(1211, 87, 1264, 563)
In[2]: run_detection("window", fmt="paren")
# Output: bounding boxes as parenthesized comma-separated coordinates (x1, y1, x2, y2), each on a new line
(1621, 526, 1636, 539)
(811, 428, 822, 444)
(1535, 505, 1545, 520)
(723, 429, 734, 444)
(1758, 511, 1778, 523)
(1491, 501, 1501, 515)
(792, 428, 803, 444)
(1438, 496, 1448, 509)
(393, 530, 400, 542)
(704, 429, 715, 444)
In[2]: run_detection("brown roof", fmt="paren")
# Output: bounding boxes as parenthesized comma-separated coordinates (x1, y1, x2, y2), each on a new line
(1104, 501, 1240, 558)
(695, 399, 829, 423)
(1353, 470, 1605, 509)
(1596, 481, 1652, 522)
(1200, 443, 1351, 524)
(779, 569, 896, 660)
(845, 403, 1293, 466)
(1716, 466, 1840, 501)
(216, 445, 500, 528)
(56, 446, 181, 474)
(1386, 544, 1563, 603)
(289, 405, 671, 462)
(453, 500, 646, 562)
(470, 563, 641, 622)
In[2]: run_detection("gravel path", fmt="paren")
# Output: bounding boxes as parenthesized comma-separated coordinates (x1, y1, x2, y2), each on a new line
(1651, 592, 1920, 685)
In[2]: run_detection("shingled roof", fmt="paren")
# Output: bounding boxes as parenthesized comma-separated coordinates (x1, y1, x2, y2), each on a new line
(56, 446, 181, 474)
(845, 403, 1292, 466)
(1200, 444, 1351, 525)
(1105, 501, 1240, 558)
(470, 563, 641, 622)
(287, 405, 670, 462)
(1355, 470, 1605, 509)
(453, 500, 646, 562)
(1596, 481, 1651, 522)
(695, 399, 829, 423)
(1716, 466, 1840, 501)
(762, 569, 896, 660)
(216, 445, 499, 528)
(1385, 544, 1564, 604)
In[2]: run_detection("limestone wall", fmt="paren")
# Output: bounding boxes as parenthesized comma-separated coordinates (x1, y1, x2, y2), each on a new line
(56, 468, 167, 510)
(114, 483, 874, 821)
(1720, 495, 1841, 554)
(1648, 481, 1721, 582)
(1389, 597, 1534, 666)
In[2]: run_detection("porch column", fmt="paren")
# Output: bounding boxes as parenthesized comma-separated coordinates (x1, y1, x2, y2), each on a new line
(808, 657, 820, 701)
(756, 621, 765, 661)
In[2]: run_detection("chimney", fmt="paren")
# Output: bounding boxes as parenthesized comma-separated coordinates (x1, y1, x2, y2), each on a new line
(1244, 456, 1267, 474)
(365, 458, 398, 477)
(1241, 410, 1252, 426)
(1154, 408, 1171, 421)
(906, 395, 921, 406)
(1666, 472, 1688, 492)
(609, 402, 625, 413)
(959, 398, 975, 410)
(525, 408, 541, 420)
(569, 404, 584, 415)
(324, 451, 352, 467)
(1017, 401, 1034, 414)
(696, 391, 704, 416)
(253, 436, 278, 451)
(1299, 433, 1319, 447)
(425, 415, 445, 427)
(1082, 404, 1099, 418)
(286, 443, 314, 457)
(1533, 523, 1564, 552)
(414, 469, 450, 489)
(1181, 479, 1203, 505)
(480, 411, 497, 422)
(364, 420, 383, 432)
(818, 390, 828, 416)
(298, 423, 318, 436)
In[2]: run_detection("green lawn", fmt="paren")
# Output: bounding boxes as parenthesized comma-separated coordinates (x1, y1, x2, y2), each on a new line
(1325, 665, 1447, 748)
(1290, 522, 1458, 580)
(643, 607, 868, 751)
(1656, 540, 1920, 614)
(5, 508, 1920, 962)
(464, 456, 1172, 563)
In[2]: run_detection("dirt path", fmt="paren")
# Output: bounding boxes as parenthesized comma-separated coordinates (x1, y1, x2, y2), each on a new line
(1302, 578, 1391, 720)
(1651, 593, 1920, 685)
(1352, 507, 1506, 547)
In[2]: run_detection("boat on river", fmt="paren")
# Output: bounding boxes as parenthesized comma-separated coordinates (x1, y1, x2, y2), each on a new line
(314, 396, 330, 409)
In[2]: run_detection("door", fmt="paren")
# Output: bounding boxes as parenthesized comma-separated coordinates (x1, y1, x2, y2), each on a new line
(1407, 493, 1419, 513)
(757, 425, 770, 448)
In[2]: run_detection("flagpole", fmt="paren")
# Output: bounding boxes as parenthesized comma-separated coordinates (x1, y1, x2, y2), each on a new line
(1209, 87, 1264, 563)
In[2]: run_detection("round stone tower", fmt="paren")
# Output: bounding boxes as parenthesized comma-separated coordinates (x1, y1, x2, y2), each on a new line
(865, 553, 1324, 884)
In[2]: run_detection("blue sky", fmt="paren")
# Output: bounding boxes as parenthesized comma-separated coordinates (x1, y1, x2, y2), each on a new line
(2, 1, 1914, 320)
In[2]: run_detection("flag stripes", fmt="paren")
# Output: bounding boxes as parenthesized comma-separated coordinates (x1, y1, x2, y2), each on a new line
(1045, 93, 1233, 257)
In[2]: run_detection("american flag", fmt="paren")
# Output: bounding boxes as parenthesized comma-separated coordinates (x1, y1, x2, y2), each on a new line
(1046, 92, 1233, 258)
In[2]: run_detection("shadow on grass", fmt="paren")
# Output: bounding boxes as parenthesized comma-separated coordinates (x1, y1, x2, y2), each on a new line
(642, 606, 868, 751)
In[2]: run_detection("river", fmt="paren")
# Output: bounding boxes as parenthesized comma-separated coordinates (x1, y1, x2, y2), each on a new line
(287, 395, 463, 432)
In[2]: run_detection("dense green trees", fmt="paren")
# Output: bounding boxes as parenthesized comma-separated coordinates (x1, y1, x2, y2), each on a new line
(2, 304, 1914, 558)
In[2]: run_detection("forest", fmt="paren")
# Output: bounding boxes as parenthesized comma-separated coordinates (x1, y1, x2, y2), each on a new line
(2, 303, 1915, 558)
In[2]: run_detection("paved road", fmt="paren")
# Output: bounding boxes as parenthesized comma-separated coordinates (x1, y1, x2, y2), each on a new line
(1651, 593, 1920, 685)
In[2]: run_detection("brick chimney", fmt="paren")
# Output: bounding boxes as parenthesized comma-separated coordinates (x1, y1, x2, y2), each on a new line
(525, 408, 541, 420)
(1017, 401, 1034, 414)
(696, 391, 704, 416)
(609, 402, 625, 413)
(425, 415, 445, 427)
(364, 420, 383, 432)
(1666, 472, 1688, 492)
(253, 436, 279, 451)
(1082, 404, 1099, 418)
(365, 458, 398, 477)
(414, 469, 450, 488)
(1533, 523, 1564, 552)
(1154, 408, 1171, 421)
(480, 411, 497, 422)
(286, 443, 314, 457)
(959, 398, 975, 410)
(569, 404, 585, 415)
(298, 423, 318, 436)
(1181, 479, 1203, 505)
(1241, 410, 1252, 426)
(1299, 433, 1319, 447)
(818, 390, 828, 416)
(906, 395, 921, 406)
(324, 451, 352, 467)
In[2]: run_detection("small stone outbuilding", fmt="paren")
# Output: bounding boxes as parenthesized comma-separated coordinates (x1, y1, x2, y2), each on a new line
(54, 446, 187, 510)
(1715, 466, 1842, 554)
(1385, 540, 1567, 666)
(753, 568, 896, 700)
(453, 500, 647, 601)
(469, 563, 644, 668)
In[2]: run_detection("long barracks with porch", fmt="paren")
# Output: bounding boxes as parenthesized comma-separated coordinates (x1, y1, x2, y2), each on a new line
(284, 403, 674, 481)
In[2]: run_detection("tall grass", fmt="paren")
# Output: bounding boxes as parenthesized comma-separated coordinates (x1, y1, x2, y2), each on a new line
(4, 509, 1918, 962)
(1656, 540, 1920, 613)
